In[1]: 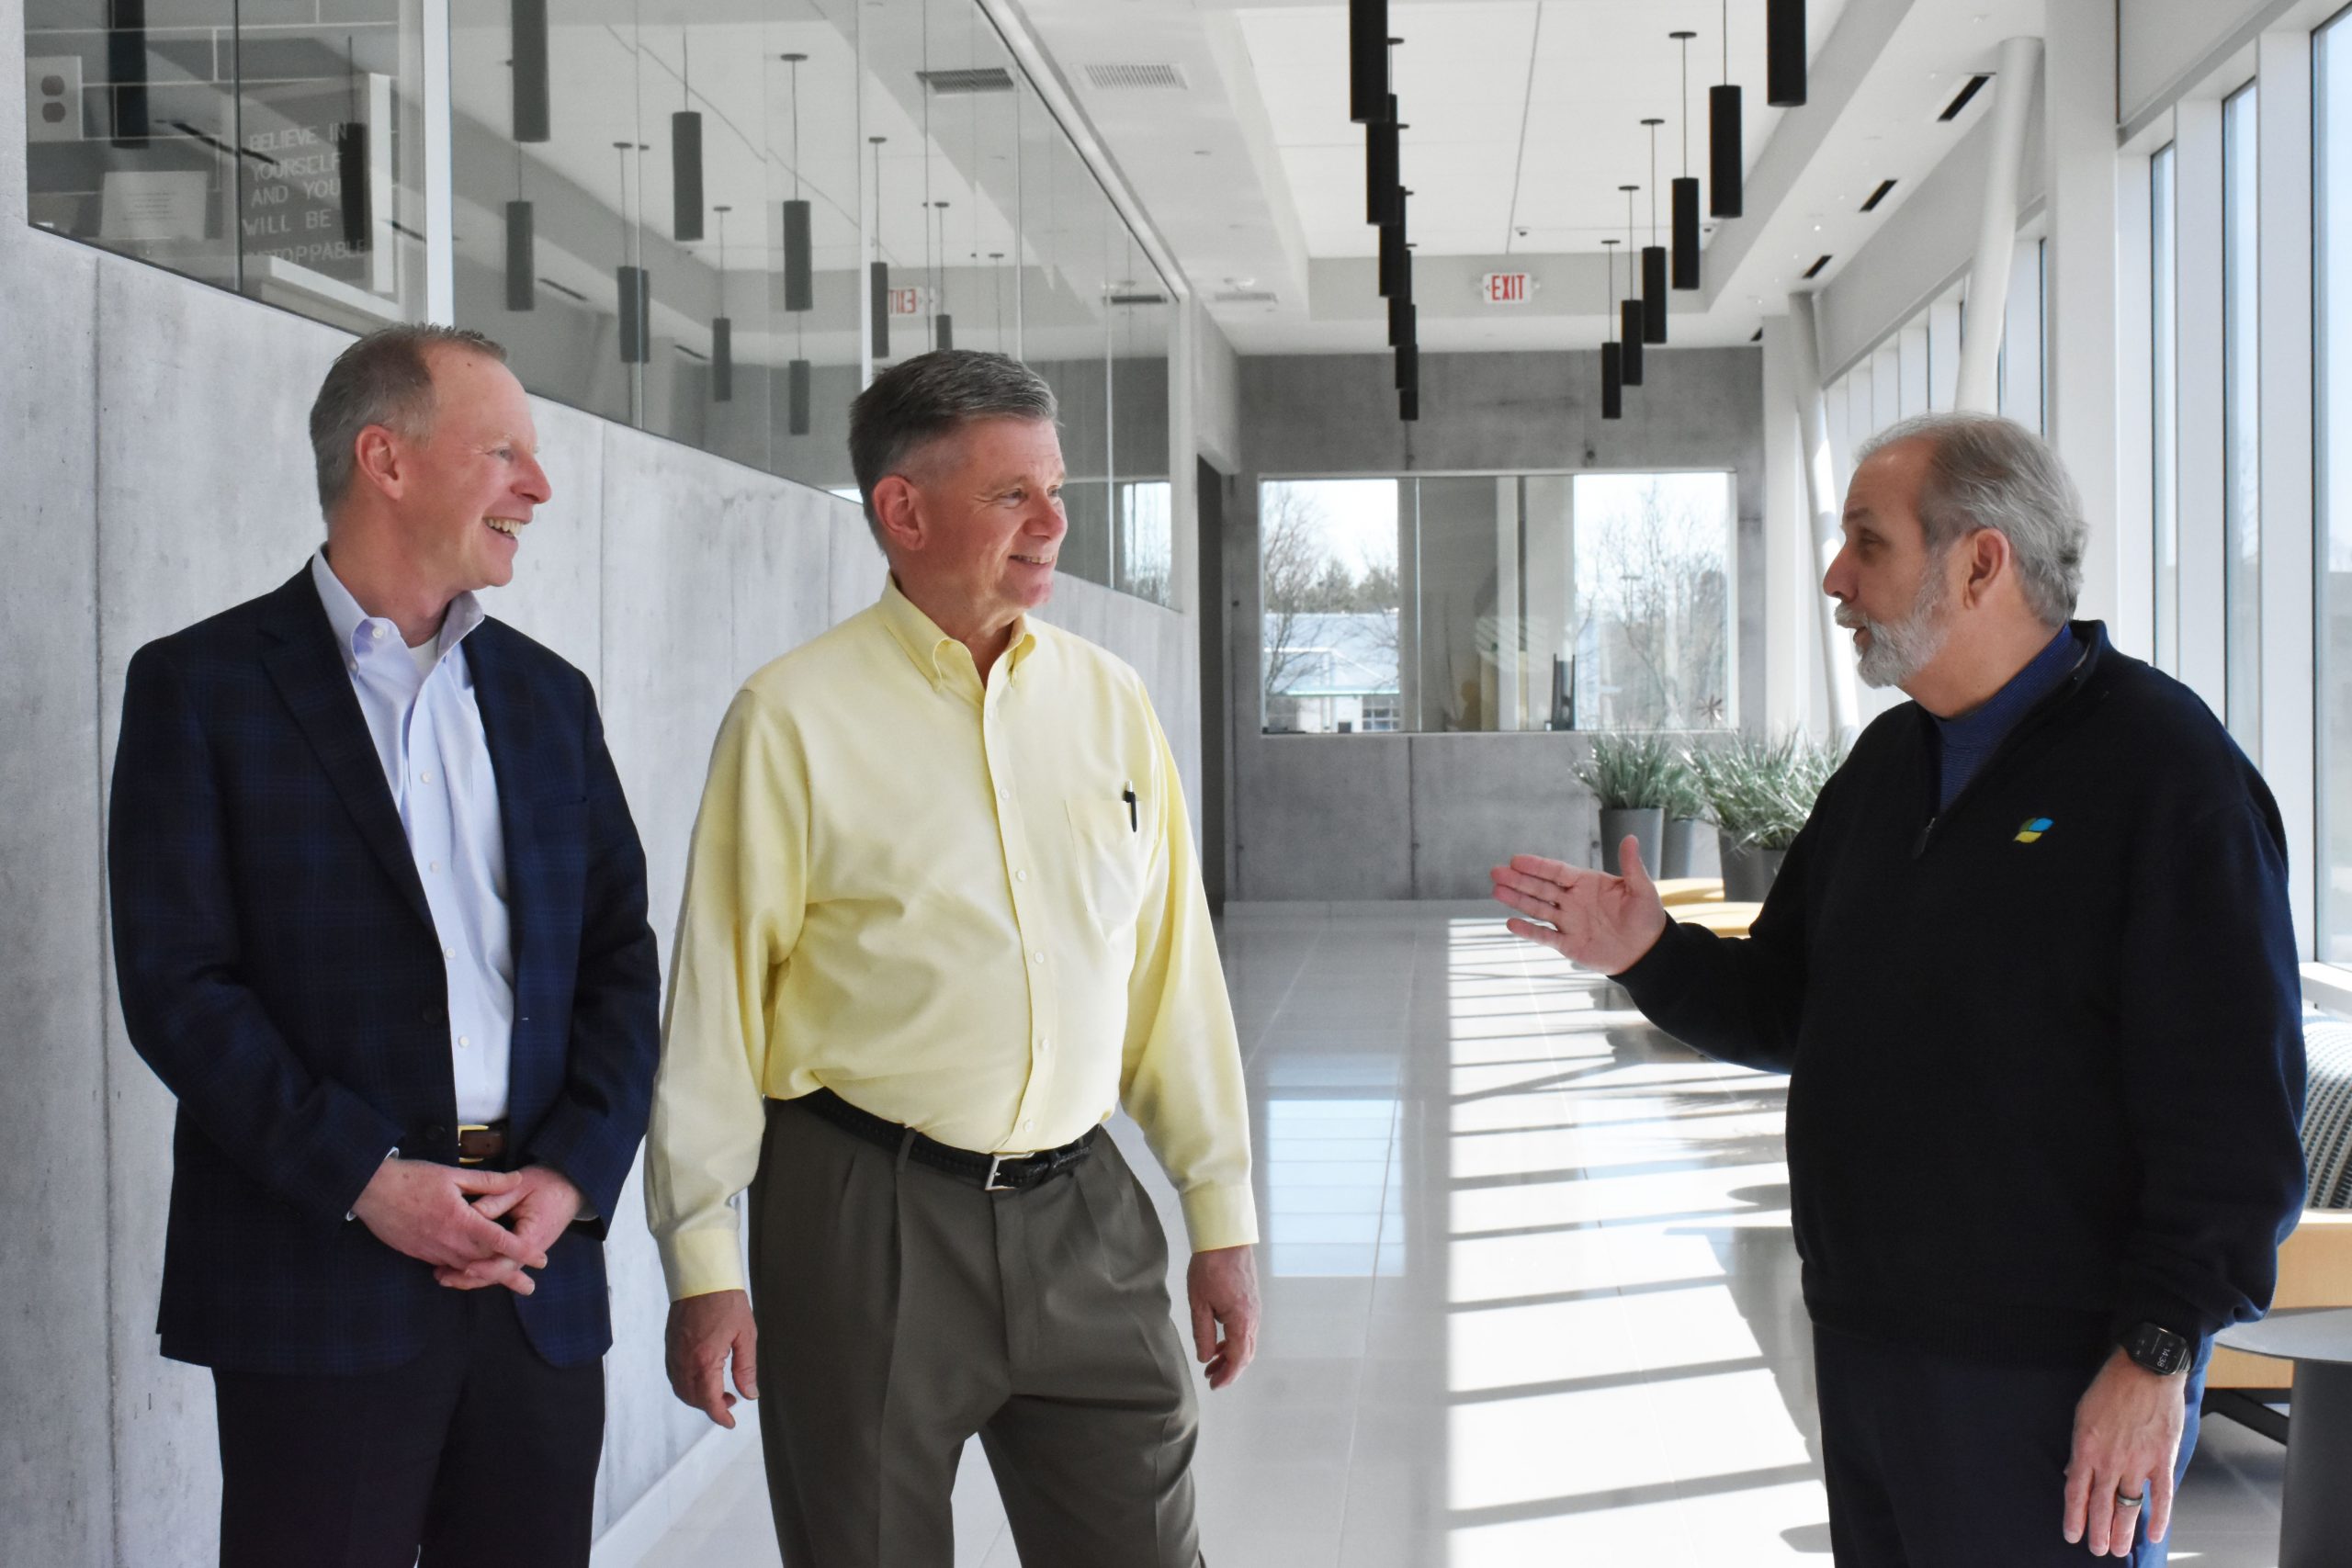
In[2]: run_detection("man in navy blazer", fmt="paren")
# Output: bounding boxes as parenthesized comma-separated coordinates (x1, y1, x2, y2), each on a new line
(108, 324, 661, 1567)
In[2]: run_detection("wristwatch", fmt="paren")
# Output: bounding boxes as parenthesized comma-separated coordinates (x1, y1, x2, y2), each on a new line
(2120, 1321, 2191, 1377)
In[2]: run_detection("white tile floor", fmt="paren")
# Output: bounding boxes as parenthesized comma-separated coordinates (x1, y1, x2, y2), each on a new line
(636, 902, 2289, 1567)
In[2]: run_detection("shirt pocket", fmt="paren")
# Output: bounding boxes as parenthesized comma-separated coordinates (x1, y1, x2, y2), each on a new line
(1065, 798, 1144, 945)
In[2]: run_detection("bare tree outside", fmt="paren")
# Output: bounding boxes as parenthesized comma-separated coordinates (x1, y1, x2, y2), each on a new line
(1260, 483, 1404, 730)
(1579, 475, 1732, 730)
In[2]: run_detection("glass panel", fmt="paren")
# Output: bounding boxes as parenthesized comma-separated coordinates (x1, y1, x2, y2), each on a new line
(1998, 237, 2046, 434)
(1261, 473, 1732, 736)
(2318, 18, 2352, 961)
(1111, 230, 1173, 604)
(27, 0, 429, 325)
(2224, 81, 2263, 756)
(2152, 143, 2180, 675)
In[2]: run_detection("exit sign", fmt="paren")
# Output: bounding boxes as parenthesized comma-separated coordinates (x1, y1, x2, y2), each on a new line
(1480, 272, 1534, 304)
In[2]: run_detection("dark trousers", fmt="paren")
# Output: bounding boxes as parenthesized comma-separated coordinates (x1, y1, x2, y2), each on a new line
(1813, 1323, 2207, 1568)
(750, 1099, 1204, 1568)
(212, 1286, 605, 1568)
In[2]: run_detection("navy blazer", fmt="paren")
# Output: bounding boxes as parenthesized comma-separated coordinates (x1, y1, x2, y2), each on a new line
(107, 567, 661, 1374)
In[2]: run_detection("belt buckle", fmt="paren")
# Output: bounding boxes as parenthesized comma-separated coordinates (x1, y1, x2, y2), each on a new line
(457, 1122, 492, 1167)
(984, 1154, 1014, 1193)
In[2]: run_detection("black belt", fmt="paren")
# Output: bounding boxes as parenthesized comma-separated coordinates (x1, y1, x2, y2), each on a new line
(793, 1088, 1098, 1193)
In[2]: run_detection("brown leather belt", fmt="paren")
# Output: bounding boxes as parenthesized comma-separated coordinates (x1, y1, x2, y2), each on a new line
(457, 1122, 509, 1166)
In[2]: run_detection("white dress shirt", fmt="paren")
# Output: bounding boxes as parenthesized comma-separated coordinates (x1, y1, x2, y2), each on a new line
(311, 549, 515, 1124)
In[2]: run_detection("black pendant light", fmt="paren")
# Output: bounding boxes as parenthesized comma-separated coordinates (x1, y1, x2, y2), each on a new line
(781, 53, 812, 312)
(1349, 0, 1389, 124)
(673, 32, 704, 243)
(710, 204, 733, 401)
(1671, 31, 1701, 288)
(512, 0, 548, 142)
(1618, 187, 1645, 385)
(1388, 241, 1414, 347)
(788, 357, 812, 436)
(1711, 1, 1743, 219)
(1641, 119, 1668, 344)
(107, 0, 150, 146)
(1379, 187, 1410, 299)
(1600, 238, 1623, 420)
(615, 141, 650, 364)
(504, 146, 534, 311)
(1368, 91, 1402, 227)
(1767, 0, 1807, 107)
(868, 135, 889, 360)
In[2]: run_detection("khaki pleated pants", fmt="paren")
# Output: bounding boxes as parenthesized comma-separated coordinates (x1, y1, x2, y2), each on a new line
(748, 1098, 1205, 1568)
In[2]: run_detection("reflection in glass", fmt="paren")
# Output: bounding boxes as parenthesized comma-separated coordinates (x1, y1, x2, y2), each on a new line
(25, 0, 428, 322)
(2153, 143, 2179, 676)
(2319, 20, 2352, 962)
(1261, 475, 1733, 736)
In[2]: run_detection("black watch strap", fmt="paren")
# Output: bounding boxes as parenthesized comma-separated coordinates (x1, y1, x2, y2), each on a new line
(2121, 1321, 2191, 1376)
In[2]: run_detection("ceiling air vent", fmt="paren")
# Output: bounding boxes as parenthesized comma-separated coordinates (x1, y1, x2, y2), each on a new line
(1107, 291, 1169, 306)
(1860, 178, 1897, 212)
(1939, 73, 1991, 122)
(1085, 62, 1189, 92)
(1214, 289, 1276, 304)
(1803, 254, 1833, 279)
(918, 67, 1015, 95)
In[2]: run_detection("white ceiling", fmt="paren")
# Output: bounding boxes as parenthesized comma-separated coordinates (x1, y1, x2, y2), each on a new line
(1019, 0, 2050, 354)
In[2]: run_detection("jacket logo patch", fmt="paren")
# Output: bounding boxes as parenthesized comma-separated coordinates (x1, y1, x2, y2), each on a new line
(2014, 817, 2054, 843)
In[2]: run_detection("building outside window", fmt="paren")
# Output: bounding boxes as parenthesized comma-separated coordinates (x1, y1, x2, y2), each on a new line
(1259, 472, 1734, 736)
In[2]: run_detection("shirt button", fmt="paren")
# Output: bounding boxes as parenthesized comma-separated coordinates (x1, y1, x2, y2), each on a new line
(998, 785, 1011, 800)
(428, 860, 441, 873)
(1021, 1118, 1035, 1133)
(444, 945, 457, 960)
(1037, 1037, 1051, 1054)
(1032, 950, 1046, 964)
(1015, 870, 1029, 883)
(418, 770, 434, 784)
(457, 1034, 469, 1049)
(370, 626, 386, 640)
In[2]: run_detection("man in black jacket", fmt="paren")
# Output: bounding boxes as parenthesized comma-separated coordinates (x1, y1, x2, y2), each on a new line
(1492, 412, 2305, 1565)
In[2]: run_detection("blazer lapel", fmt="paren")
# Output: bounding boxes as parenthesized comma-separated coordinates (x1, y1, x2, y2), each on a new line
(257, 570, 435, 931)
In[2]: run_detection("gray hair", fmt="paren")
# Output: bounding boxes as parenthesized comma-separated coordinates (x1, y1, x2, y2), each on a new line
(310, 324, 508, 519)
(1854, 411, 2087, 626)
(848, 350, 1058, 547)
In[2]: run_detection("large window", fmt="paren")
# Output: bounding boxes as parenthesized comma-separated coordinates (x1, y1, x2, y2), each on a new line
(22, 0, 1175, 606)
(2321, 15, 2352, 962)
(1258, 473, 1735, 736)
(2224, 81, 2263, 754)
(2153, 142, 2180, 675)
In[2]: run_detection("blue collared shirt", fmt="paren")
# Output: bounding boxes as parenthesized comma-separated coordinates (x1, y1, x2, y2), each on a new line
(311, 549, 514, 1124)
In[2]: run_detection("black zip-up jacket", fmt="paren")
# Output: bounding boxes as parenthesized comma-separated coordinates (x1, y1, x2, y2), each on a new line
(1618, 624, 2307, 1361)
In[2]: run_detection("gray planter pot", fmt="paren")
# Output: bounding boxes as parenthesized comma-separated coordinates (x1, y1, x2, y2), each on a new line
(1600, 807, 1665, 876)
(1718, 831, 1787, 903)
(1661, 816, 1706, 880)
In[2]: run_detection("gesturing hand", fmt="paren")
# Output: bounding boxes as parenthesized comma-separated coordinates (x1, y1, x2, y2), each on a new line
(2064, 1349, 2188, 1557)
(433, 1166, 584, 1295)
(666, 1290, 760, 1428)
(351, 1158, 547, 1279)
(1188, 1245, 1261, 1391)
(1489, 839, 1670, 975)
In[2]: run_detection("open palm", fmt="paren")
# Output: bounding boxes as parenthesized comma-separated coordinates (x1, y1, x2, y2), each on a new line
(1489, 838, 1670, 975)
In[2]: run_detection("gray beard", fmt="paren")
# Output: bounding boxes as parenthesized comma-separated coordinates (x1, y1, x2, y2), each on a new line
(1838, 570, 1950, 690)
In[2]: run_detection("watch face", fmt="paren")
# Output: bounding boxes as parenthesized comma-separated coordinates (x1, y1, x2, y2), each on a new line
(2130, 1324, 2188, 1375)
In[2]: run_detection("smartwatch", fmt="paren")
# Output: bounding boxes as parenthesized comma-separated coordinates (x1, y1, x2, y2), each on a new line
(2121, 1321, 2191, 1377)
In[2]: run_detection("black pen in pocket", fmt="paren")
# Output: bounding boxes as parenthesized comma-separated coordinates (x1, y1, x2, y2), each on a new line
(1122, 781, 1137, 833)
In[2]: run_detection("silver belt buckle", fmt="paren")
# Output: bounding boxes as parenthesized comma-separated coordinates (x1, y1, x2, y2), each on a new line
(984, 1154, 1013, 1193)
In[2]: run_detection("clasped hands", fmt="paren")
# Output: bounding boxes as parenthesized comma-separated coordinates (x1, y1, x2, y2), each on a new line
(350, 1157, 582, 1296)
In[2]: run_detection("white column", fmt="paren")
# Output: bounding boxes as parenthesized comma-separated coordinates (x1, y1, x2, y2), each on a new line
(2174, 97, 2228, 717)
(1787, 292, 1860, 742)
(2043, 3, 2126, 637)
(422, 0, 454, 321)
(1955, 37, 2044, 413)
(2258, 28, 2318, 957)
(1760, 316, 1815, 738)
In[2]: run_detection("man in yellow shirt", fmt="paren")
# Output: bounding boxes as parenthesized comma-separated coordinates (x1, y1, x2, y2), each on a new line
(647, 350, 1260, 1565)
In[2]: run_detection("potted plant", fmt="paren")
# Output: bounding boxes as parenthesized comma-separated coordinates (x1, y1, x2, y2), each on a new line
(1574, 732, 1676, 876)
(1690, 733, 1843, 901)
(1659, 754, 1711, 880)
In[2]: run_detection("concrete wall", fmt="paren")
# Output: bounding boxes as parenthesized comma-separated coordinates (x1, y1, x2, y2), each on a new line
(0, 215, 1198, 1564)
(1225, 348, 1764, 900)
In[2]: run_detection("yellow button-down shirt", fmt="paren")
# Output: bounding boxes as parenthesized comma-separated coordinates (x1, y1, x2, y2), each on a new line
(646, 581, 1257, 1300)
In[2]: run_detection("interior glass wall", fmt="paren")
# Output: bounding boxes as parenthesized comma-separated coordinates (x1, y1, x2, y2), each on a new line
(23, 0, 431, 327)
(2223, 80, 2263, 755)
(23, 0, 1174, 607)
(1259, 473, 1734, 736)
(2320, 17, 2352, 964)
